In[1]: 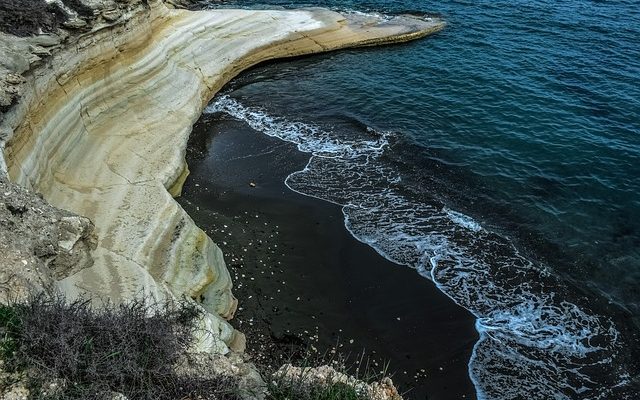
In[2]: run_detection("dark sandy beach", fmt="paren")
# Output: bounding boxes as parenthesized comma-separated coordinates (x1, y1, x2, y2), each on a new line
(178, 113, 478, 400)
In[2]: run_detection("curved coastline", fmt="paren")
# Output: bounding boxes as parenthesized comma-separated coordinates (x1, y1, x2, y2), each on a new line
(0, 0, 444, 357)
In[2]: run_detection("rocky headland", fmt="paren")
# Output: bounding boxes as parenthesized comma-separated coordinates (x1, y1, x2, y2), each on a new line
(0, 0, 443, 396)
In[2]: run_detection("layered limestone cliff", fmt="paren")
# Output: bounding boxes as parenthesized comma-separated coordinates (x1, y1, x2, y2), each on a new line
(0, 0, 444, 355)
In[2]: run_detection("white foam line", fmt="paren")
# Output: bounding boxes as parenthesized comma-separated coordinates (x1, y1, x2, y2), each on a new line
(444, 207, 483, 232)
(206, 95, 630, 400)
(284, 159, 347, 208)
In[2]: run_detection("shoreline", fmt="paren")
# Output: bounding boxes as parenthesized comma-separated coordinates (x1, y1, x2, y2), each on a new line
(180, 51, 640, 398)
(4, 1, 636, 398)
(0, 0, 447, 395)
(179, 109, 479, 400)
(1, 1, 445, 352)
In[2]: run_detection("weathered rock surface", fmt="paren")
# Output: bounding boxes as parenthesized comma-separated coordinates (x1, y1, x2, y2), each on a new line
(0, 177, 96, 302)
(275, 364, 404, 400)
(176, 351, 266, 399)
(1, 1, 443, 355)
(0, 1, 444, 397)
(0, 0, 443, 355)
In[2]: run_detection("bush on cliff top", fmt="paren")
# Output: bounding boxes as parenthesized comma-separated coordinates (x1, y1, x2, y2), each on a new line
(0, 0, 66, 36)
(0, 296, 389, 400)
(268, 379, 363, 400)
(264, 350, 393, 400)
(0, 296, 239, 400)
(0, 0, 94, 36)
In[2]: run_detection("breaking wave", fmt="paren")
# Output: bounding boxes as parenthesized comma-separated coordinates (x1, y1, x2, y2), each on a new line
(205, 95, 635, 399)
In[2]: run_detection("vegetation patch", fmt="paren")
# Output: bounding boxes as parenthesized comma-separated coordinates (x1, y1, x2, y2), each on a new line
(0, 0, 66, 36)
(0, 296, 239, 400)
(268, 378, 364, 400)
(265, 353, 398, 400)
(0, 0, 97, 36)
(0, 296, 400, 399)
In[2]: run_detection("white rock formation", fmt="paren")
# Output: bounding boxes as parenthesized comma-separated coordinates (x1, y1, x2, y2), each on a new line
(1, 0, 444, 354)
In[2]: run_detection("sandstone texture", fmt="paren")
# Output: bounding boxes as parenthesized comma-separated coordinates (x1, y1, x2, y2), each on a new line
(0, 0, 443, 357)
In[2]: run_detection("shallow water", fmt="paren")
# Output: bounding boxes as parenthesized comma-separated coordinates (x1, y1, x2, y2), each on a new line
(198, 0, 640, 398)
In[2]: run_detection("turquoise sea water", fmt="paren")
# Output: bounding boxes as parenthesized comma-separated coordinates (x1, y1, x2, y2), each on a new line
(201, 0, 640, 398)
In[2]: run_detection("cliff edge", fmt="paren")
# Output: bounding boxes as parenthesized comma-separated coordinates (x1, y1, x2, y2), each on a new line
(0, 0, 444, 388)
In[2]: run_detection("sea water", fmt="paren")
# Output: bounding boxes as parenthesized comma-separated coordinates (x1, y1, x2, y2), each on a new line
(200, 0, 640, 398)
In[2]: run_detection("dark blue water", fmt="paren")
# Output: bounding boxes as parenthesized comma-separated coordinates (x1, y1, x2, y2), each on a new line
(201, 0, 640, 398)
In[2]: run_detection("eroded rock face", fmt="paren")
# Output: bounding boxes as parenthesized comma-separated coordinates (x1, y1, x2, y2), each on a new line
(2, 2, 443, 355)
(0, 177, 96, 302)
(0, 0, 246, 357)
(0, 0, 160, 116)
(0, 0, 443, 358)
(0, 3, 445, 397)
(0, 33, 57, 114)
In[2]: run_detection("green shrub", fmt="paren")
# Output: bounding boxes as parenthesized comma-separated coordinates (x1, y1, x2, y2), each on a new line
(267, 379, 363, 400)
(0, 304, 21, 358)
(264, 351, 390, 400)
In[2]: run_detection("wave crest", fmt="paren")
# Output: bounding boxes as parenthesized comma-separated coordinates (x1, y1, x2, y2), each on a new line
(206, 95, 634, 399)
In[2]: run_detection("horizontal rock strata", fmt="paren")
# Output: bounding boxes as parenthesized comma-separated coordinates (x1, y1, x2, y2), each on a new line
(1, 0, 444, 354)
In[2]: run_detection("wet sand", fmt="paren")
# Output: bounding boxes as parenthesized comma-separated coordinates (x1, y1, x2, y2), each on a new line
(178, 114, 479, 400)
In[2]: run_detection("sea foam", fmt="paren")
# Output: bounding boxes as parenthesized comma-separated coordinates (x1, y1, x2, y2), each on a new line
(205, 95, 633, 400)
